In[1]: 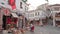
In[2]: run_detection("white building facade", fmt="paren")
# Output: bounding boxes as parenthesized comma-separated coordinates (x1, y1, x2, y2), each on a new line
(0, 0, 28, 29)
(49, 4, 60, 27)
(25, 9, 47, 25)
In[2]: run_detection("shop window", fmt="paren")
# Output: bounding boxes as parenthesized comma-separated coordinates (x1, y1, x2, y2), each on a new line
(35, 13, 37, 16)
(35, 12, 39, 16)
(54, 8, 59, 11)
(25, 6, 28, 11)
(55, 13, 60, 17)
(47, 9, 50, 11)
(20, 2, 23, 9)
(38, 12, 39, 15)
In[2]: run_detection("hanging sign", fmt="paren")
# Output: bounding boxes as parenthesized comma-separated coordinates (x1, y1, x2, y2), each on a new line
(8, 0, 16, 10)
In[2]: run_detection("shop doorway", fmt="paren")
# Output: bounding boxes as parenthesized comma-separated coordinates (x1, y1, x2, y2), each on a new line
(47, 17, 53, 25)
(2, 15, 7, 30)
(2, 15, 11, 30)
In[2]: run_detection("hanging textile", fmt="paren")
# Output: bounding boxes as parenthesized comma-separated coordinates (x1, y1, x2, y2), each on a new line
(8, 0, 16, 10)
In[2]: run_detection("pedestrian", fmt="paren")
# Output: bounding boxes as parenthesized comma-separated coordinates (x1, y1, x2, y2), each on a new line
(30, 23, 34, 32)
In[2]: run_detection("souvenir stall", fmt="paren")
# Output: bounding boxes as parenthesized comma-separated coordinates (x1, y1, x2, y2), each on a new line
(1, 7, 18, 30)
(10, 13, 18, 29)
(55, 12, 60, 27)
(2, 7, 11, 30)
(18, 15, 24, 29)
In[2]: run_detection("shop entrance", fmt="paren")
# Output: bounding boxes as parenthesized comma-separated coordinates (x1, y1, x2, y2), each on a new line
(2, 15, 11, 30)
(2, 15, 7, 30)
(47, 17, 53, 25)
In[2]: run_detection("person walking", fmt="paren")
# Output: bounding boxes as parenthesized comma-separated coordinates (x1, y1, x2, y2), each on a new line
(30, 23, 34, 32)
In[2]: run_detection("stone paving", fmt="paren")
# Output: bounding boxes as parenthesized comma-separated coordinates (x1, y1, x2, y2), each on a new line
(0, 25, 60, 34)
(25, 25, 60, 34)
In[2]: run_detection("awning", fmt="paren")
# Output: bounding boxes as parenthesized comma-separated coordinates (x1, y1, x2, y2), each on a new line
(11, 13, 18, 18)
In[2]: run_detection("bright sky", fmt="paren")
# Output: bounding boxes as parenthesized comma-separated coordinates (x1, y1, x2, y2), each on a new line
(27, 0, 60, 10)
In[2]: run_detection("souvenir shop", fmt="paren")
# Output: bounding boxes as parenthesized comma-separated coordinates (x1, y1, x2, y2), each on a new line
(1, 7, 18, 30)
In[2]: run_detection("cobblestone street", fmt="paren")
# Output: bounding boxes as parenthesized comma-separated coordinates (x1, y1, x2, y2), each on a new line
(25, 25, 60, 34)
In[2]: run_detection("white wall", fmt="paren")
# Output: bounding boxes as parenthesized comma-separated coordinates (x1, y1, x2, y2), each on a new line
(25, 10, 47, 20)
(0, 0, 28, 14)
(16, 0, 28, 14)
(34, 10, 46, 20)
(25, 11, 35, 20)
(28, 12, 35, 20)
(39, 10, 46, 18)
(34, 10, 39, 20)
(0, 0, 11, 9)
